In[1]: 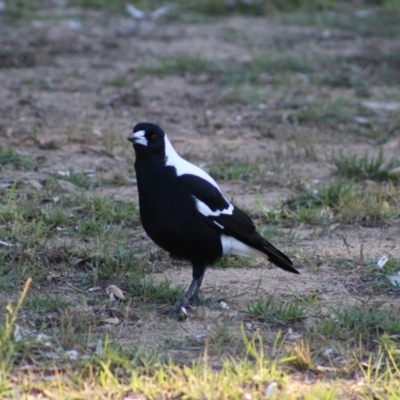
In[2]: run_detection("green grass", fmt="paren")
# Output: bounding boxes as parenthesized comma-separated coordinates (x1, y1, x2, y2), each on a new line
(328, 303, 400, 341)
(217, 85, 273, 104)
(331, 150, 400, 181)
(15, 0, 398, 15)
(0, 332, 397, 398)
(0, 147, 35, 171)
(127, 279, 185, 304)
(138, 55, 218, 76)
(281, 8, 400, 38)
(75, 194, 139, 225)
(57, 171, 102, 189)
(318, 51, 400, 89)
(288, 181, 356, 210)
(106, 76, 132, 88)
(181, 0, 338, 15)
(22, 294, 70, 312)
(0, 191, 139, 245)
(297, 97, 372, 125)
(347, 52, 400, 85)
(0, 189, 141, 292)
(286, 339, 313, 371)
(3, 0, 34, 20)
(0, 252, 31, 292)
(279, 180, 399, 226)
(209, 160, 261, 181)
(217, 51, 315, 87)
(78, 245, 142, 283)
(215, 255, 259, 269)
(68, 0, 341, 15)
(138, 50, 314, 89)
(355, 125, 395, 144)
(378, 255, 400, 275)
(0, 156, 399, 394)
(68, 0, 128, 9)
(0, 279, 31, 362)
(318, 64, 369, 90)
(245, 296, 308, 325)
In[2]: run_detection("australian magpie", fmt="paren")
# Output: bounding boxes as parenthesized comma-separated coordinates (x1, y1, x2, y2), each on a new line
(127, 122, 299, 313)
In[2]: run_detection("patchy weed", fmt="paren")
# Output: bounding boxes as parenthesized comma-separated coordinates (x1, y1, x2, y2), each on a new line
(0, 147, 35, 171)
(245, 295, 308, 325)
(283, 181, 399, 226)
(139, 55, 218, 76)
(22, 294, 70, 312)
(209, 160, 261, 181)
(331, 150, 400, 181)
(329, 303, 400, 341)
(127, 279, 184, 304)
(287, 339, 313, 371)
(298, 98, 371, 125)
(57, 170, 102, 189)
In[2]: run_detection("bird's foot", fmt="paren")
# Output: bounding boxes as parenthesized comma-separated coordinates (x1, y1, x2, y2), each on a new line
(163, 296, 198, 317)
(188, 292, 202, 305)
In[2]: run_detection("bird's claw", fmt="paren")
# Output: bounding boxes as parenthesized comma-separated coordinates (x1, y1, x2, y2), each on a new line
(163, 296, 198, 317)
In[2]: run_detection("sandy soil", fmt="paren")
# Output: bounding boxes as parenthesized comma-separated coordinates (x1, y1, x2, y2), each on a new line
(1, 5, 399, 361)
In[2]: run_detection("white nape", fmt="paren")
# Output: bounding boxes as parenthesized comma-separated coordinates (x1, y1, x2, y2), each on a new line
(164, 135, 219, 189)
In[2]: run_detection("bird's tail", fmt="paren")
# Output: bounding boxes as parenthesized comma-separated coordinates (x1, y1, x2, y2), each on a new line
(253, 233, 299, 274)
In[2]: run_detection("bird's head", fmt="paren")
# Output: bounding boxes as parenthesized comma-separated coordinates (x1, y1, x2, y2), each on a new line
(127, 122, 166, 157)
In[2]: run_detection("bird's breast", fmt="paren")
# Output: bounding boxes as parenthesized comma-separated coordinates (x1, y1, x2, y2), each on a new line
(134, 165, 222, 263)
(135, 165, 194, 233)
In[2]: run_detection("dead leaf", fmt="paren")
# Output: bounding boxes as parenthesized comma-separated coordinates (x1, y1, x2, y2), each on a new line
(73, 257, 95, 268)
(57, 179, 79, 193)
(65, 349, 79, 360)
(360, 360, 386, 370)
(103, 317, 120, 325)
(106, 285, 126, 301)
(0, 239, 14, 247)
(287, 328, 302, 340)
(29, 179, 43, 190)
(38, 138, 66, 150)
(46, 272, 62, 281)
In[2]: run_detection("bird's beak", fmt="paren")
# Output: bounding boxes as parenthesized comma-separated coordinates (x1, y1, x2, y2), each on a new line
(127, 130, 147, 146)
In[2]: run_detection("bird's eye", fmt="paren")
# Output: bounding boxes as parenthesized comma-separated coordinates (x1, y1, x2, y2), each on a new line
(150, 134, 157, 141)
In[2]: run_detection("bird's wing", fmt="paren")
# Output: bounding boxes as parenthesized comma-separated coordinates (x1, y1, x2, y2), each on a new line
(179, 174, 298, 274)
(179, 174, 232, 215)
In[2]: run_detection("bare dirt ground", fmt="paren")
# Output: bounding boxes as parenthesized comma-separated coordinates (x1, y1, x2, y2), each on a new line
(1, 4, 400, 389)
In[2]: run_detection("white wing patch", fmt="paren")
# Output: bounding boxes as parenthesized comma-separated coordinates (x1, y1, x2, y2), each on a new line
(164, 135, 219, 189)
(194, 197, 234, 217)
(221, 235, 266, 259)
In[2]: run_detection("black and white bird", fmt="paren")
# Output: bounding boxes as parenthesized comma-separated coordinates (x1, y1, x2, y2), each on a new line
(128, 122, 299, 313)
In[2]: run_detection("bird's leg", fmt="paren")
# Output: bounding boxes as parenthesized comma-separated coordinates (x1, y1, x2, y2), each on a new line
(164, 266, 207, 316)
(188, 272, 204, 304)
(164, 278, 200, 316)
(182, 277, 201, 306)
(187, 265, 206, 305)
